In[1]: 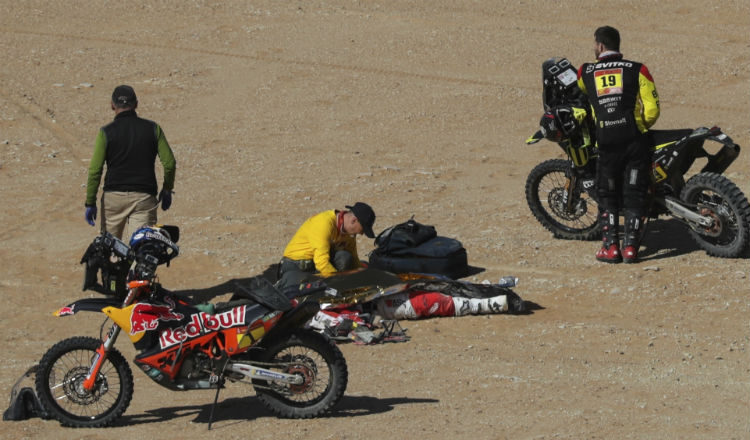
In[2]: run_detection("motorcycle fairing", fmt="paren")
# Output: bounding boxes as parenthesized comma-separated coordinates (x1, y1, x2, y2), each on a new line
(129, 309, 283, 387)
(53, 297, 122, 317)
(103, 302, 184, 343)
(650, 128, 695, 183)
(134, 331, 218, 388)
(102, 299, 271, 346)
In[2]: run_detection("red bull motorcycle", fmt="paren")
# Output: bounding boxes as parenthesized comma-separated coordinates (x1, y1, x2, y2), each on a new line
(33, 226, 348, 428)
(524, 57, 750, 258)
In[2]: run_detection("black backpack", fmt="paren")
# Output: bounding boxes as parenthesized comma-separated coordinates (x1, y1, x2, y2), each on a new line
(373, 218, 437, 254)
(368, 218, 468, 279)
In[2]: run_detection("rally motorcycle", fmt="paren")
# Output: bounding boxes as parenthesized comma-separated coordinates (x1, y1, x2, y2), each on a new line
(33, 226, 347, 428)
(524, 57, 750, 258)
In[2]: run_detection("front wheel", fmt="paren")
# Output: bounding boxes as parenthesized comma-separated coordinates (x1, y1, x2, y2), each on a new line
(525, 159, 601, 240)
(680, 172, 750, 257)
(34, 337, 134, 427)
(251, 329, 347, 418)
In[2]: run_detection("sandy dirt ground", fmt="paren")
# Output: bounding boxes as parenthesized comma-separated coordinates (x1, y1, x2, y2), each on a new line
(1, 1, 749, 439)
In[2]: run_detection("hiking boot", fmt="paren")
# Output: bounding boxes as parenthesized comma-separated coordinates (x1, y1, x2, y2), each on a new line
(596, 243, 622, 263)
(622, 245, 638, 263)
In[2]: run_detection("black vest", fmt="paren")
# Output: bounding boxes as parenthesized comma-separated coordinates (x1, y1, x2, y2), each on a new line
(102, 110, 159, 195)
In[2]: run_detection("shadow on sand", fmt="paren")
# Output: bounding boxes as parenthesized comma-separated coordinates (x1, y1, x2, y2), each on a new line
(115, 394, 439, 428)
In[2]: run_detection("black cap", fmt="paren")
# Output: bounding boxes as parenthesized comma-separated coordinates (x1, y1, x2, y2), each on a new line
(112, 85, 137, 106)
(346, 202, 376, 238)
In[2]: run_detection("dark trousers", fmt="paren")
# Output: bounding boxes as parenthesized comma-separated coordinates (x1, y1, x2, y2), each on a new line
(596, 133, 651, 217)
(276, 250, 357, 290)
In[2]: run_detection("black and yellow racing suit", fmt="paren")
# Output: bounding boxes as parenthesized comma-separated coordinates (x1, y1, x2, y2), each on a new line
(577, 51, 660, 219)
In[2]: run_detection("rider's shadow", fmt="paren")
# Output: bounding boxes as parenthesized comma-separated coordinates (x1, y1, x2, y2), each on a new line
(637, 218, 700, 261)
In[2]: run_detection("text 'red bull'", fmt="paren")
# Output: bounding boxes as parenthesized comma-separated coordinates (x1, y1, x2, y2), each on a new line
(159, 305, 246, 349)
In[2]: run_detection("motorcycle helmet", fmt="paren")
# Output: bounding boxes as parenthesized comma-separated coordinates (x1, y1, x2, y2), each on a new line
(129, 225, 180, 265)
(539, 111, 562, 142)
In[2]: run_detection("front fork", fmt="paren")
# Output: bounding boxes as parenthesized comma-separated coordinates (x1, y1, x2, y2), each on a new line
(562, 174, 578, 213)
(563, 165, 597, 213)
(82, 324, 122, 391)
(82, 281, 143, 391)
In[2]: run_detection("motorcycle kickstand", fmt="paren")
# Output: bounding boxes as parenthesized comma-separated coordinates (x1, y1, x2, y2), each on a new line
(207, 357, 231, 431)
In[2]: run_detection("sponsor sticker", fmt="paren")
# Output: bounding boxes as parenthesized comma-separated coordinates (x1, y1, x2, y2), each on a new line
(159, 305, 246, 349)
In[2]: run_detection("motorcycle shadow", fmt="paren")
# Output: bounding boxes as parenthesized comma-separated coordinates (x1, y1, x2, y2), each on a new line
(116, 395, 439, 427)
(638, 218, 700, 261)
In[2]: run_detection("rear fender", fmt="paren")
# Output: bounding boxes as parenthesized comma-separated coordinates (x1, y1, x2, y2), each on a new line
(54, 298, 122, 317)
(702, 132, 740, 175)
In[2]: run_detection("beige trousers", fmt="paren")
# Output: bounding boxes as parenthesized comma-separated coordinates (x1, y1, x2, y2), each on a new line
(101, 191, 158, 239)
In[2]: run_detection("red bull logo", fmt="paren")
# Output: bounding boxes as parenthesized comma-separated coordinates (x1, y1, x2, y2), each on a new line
(129, 301, 184, 335)
(159, 305, 246, 349)
(55, 306, 75, 317)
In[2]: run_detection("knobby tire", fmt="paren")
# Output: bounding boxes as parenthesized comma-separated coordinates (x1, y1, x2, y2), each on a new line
(34, 336, 134, 428)
(525, 159, 600, 241)
(251, 329, 347, 418)
(681, 172, 750, 258)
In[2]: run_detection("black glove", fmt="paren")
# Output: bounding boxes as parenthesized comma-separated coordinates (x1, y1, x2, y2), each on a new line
(159, 189, 172, 211)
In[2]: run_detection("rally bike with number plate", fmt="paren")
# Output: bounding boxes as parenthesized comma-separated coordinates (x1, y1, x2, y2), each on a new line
(524, 57, 750, 258)
(34, 226, 347, 428)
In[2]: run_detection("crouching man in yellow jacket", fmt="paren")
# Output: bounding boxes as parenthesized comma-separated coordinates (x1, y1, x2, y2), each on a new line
(277, 202, 376, 289)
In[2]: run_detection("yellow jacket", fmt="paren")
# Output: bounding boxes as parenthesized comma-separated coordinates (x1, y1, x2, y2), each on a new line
(283, 210, 361, 276)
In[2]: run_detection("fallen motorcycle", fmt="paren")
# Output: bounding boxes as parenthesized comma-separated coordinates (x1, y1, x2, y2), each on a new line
(524, 57, 750, 258)
(33, 226, 347, 428)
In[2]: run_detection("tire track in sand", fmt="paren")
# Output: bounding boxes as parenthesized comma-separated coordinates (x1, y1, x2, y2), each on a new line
(4, 28, 523, 91)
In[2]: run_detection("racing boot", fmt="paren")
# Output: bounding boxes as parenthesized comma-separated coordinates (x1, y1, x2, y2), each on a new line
(622, 211, 644, 264)
(452, 296, 508, 316)
(596, 210, 622, 263)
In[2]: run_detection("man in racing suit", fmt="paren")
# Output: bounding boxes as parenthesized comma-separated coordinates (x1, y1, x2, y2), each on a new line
(577, 26, 660, 263)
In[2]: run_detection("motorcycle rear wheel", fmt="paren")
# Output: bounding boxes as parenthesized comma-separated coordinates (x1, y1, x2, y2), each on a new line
(525, 159, 600, 240)
(681, 172, 750, 258)
(34, 336, 133, 428)
(251, 329, 347, 418)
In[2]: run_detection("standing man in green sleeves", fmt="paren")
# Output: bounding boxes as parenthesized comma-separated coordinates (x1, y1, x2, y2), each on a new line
(84, 85, 176, 239)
